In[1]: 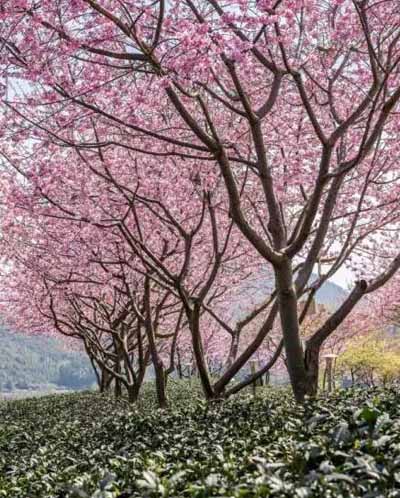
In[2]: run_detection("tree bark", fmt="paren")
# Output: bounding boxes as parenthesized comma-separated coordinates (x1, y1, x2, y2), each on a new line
(127, 385, 139, 403)
(227, 332, 240, 367)
(144, 277, 168, 408)
(100, 368, 110, 393)
(113, 340, 123, 398)
(145, 323, 167, 408)
(186, 303, 215, 399)
(275, 260, 309, 402)
(304, 343, 320, 397)
(176, 347, 183, 379)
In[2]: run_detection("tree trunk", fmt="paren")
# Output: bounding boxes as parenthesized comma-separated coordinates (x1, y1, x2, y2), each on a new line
(304, 343, 320, 396)
(100, 368, 110, 393)
(154, 362, 167, 408)
(275, 260, 309, 402)
(145, 327, 167, 408)
(176, 347, 183, 379)
(114, 358, 122, 398)
(112, 338, 123, 398)
(125, 351, 149, 404)
(127, 385, 138, 403)
(186, 304, 215, 399)
(143, 276, 168, 408)
(146, 328, 167, 408)
(227, 332, 240, 367)
(114, 377, 122, 398)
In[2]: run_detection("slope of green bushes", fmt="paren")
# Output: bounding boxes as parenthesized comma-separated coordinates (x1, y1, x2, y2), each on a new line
(1, 384, 400, 497)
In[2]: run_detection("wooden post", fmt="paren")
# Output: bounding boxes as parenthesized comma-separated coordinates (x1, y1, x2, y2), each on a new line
(322, 354, 337, 392)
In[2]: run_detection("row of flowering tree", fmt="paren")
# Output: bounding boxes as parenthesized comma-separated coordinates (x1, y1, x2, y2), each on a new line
(0, 136, 283, 406)
(1, 0, 400, 402)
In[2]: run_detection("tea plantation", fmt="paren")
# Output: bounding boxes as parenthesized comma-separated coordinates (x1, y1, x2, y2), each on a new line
(1, 384, 400, 497)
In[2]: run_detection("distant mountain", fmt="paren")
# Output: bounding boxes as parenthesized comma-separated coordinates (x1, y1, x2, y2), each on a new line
(232, 271, 348, 320)
(314, 279, 348, 307)
(0, 327, 96, 391)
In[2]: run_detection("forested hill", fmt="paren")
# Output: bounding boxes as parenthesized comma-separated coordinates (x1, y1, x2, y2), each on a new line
(0, 328, 96, 392)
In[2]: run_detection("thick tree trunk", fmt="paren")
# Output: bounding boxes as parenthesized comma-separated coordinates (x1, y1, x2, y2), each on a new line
(127, 385, 139, 403)
(304, 343, 320, 396)
(100, 373, 106, 393)
(275, 260, 309, 402)
(105, 370, 113, 390)
(146, 331, 167, 408)
(176, 347, 183, 379)
(113, 345, 123, 399)
(187, 304, 215, 399)
(100, 368, 110, 393)
(125, 354, 149, 404)
(146, 325, 167, 408)
(114, 378, 122, 398)
(154, 362, 167, 408)
(143, 277, 168, 408)
(226, 332, 240, 367)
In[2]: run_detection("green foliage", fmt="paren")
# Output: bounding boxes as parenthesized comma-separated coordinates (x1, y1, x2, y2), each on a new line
(0, 328, 95, 391)
(338, 335, 400, 386)
(2, 384, 400, 497)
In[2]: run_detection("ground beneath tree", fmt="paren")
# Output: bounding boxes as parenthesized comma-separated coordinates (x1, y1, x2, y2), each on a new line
(1, 383, 400, 497)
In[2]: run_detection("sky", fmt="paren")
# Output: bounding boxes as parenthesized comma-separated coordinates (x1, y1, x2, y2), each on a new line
(328, 266, 354, 290)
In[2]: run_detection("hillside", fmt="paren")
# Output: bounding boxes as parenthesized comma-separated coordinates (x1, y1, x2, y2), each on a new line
(0, 328, 96, 391)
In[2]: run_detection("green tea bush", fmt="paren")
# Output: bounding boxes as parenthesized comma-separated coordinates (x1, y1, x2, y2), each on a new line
(1, 383, 400, 497)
